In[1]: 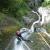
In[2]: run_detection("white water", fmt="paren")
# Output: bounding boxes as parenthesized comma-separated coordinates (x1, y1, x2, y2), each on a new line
(13, 34, 31, 50)
(13, 38, 25, 50)
(38, 7, 50, 25)
(29, 10, 41, 33)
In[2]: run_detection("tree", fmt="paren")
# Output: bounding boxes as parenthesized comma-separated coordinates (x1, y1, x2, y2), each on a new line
(0, 0, 30, 18)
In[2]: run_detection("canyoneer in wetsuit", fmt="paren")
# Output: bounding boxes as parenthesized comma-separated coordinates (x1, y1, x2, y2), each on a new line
(16, 31, 30, 42)
(16, 30, 32, 42)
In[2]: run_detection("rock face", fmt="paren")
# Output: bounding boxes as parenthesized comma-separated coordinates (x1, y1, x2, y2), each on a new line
(23, 16, 31, 25)
(26, 0, 43, 9)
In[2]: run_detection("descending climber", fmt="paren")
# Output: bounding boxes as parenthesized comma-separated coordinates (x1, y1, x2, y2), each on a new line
(16, 30, 32, 42)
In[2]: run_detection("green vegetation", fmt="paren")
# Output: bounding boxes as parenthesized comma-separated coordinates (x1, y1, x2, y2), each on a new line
(0, 0, 31, 36)
(44, 24, 50, 33)
(0, 0, 30, 18)
(42, 0, 50, 7)
(0, 13, 19, 50)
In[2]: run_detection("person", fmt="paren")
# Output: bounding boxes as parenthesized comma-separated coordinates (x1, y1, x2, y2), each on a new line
(16, 30, 32, 42)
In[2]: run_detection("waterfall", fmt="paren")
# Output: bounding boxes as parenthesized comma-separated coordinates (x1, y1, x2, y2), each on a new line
(13, 38, 25, 50)
(38, 7, 50, 25)
(14, 9, 50, 50)
(29, 10, 41, 33)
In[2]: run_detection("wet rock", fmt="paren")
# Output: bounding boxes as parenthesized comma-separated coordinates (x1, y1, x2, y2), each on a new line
(23, 16, 31, 25)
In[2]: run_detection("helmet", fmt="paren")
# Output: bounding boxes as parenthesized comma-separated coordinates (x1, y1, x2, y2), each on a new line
(16, 31, 20, 34)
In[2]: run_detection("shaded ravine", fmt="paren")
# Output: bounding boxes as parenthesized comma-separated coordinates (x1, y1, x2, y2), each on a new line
(5, 7, 50, 50)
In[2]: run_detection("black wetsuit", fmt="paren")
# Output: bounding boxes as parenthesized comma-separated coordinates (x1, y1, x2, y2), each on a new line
(16, 31, 30, 42)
